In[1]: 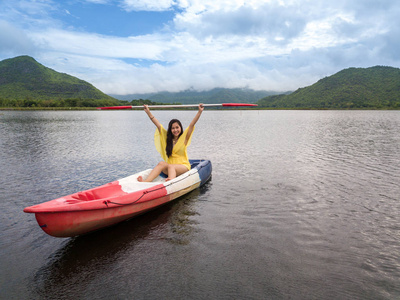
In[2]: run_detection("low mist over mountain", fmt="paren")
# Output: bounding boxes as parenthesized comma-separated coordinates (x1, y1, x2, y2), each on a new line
(110, 88, 281, 104)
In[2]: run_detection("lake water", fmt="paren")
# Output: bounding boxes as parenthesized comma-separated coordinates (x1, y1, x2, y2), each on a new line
(1, 110, 399, 299)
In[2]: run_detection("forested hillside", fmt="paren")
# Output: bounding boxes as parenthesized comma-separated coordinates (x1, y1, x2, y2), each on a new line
(0, 56, 122, 108)
(258, 66, 400, 109)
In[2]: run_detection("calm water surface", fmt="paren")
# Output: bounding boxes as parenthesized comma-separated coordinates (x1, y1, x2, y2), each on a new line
(0, 110, 399, 299)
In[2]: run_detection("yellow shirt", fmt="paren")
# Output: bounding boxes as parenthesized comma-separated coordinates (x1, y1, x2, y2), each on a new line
(154, 125, 194, 170)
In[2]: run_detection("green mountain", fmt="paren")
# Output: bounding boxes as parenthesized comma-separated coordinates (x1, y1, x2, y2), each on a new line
(0, 56, 119, 107)
(258, 66, 400, 109)
(111, 88, 278, 104)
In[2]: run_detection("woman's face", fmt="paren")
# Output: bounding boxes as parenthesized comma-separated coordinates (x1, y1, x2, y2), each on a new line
(171, 122, 182, 138)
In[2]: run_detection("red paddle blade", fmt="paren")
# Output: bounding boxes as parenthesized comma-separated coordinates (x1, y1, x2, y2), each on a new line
(222, 103, 258, 107)
(96, 105, 133, 110)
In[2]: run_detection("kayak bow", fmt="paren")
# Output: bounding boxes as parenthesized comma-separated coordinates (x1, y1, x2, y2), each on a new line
(24, 159, 212, 237)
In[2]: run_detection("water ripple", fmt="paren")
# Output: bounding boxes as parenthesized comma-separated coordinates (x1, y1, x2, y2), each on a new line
(1, 110, 400, 299)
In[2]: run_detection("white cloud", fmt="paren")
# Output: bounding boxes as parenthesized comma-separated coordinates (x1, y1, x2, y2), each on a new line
(121, 0, 176, 12)
(1, 0, 400, 95)
(0, 20, 36, 56)
(84, 0, 110, 3)
(29, 29, 168, 60)
(175, 1, 307, 42)
(88, 56, 327, 95)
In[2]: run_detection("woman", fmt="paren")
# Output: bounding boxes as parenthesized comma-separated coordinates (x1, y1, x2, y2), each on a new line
(138, 103, 204, 182)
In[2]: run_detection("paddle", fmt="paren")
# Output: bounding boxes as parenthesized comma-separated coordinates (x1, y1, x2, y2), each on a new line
(97, 103, 258, 110)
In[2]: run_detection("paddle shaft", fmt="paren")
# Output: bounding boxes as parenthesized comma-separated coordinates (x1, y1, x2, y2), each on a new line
(97, 103, 257, 110)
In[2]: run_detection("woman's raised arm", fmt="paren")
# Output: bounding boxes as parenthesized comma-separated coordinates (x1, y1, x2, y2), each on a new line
(185, 103, 204, 145)
(143, 105, 162, 132)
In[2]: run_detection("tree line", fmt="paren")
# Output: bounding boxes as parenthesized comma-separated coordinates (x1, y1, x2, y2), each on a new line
(0, 97, 173, 109)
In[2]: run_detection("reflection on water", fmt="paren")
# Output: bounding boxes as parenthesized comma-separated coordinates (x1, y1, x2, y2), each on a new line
(1, 110, 400, 299)
(32, 187, 205, 299)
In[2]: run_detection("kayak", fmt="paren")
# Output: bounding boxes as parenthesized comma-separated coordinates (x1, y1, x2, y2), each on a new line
(24, 159, 212, 238)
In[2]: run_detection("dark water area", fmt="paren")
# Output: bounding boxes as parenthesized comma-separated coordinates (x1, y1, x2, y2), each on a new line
(1, 110, 399, 299)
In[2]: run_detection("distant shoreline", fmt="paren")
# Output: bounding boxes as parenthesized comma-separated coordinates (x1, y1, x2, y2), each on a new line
(1, 107, 399, 111)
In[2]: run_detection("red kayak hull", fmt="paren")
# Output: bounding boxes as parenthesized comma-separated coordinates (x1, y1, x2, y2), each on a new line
(24, 160, 212, 237)
(35, 194, 171, 237)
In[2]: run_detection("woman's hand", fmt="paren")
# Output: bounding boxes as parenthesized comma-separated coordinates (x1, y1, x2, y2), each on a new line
(199, 103, 204, 113)
(143, 104, 150, 114)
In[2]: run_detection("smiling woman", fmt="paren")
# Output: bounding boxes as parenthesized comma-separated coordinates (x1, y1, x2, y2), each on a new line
(138, 103, 204, 182)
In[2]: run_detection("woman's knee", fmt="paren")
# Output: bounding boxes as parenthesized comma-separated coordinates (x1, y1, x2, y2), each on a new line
(155, 161, 168, 173)
(156, 161, 168, 168)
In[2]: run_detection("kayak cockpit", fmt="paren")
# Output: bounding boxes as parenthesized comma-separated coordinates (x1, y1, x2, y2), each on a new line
(23, 159, 212, 237)
(66, 170, 166, 202)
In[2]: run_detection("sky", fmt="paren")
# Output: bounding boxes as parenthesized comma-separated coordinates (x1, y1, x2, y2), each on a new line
(0, 0, 399, 95)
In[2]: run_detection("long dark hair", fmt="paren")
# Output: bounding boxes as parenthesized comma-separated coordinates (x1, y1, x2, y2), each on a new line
(166, 119, 183, 157)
